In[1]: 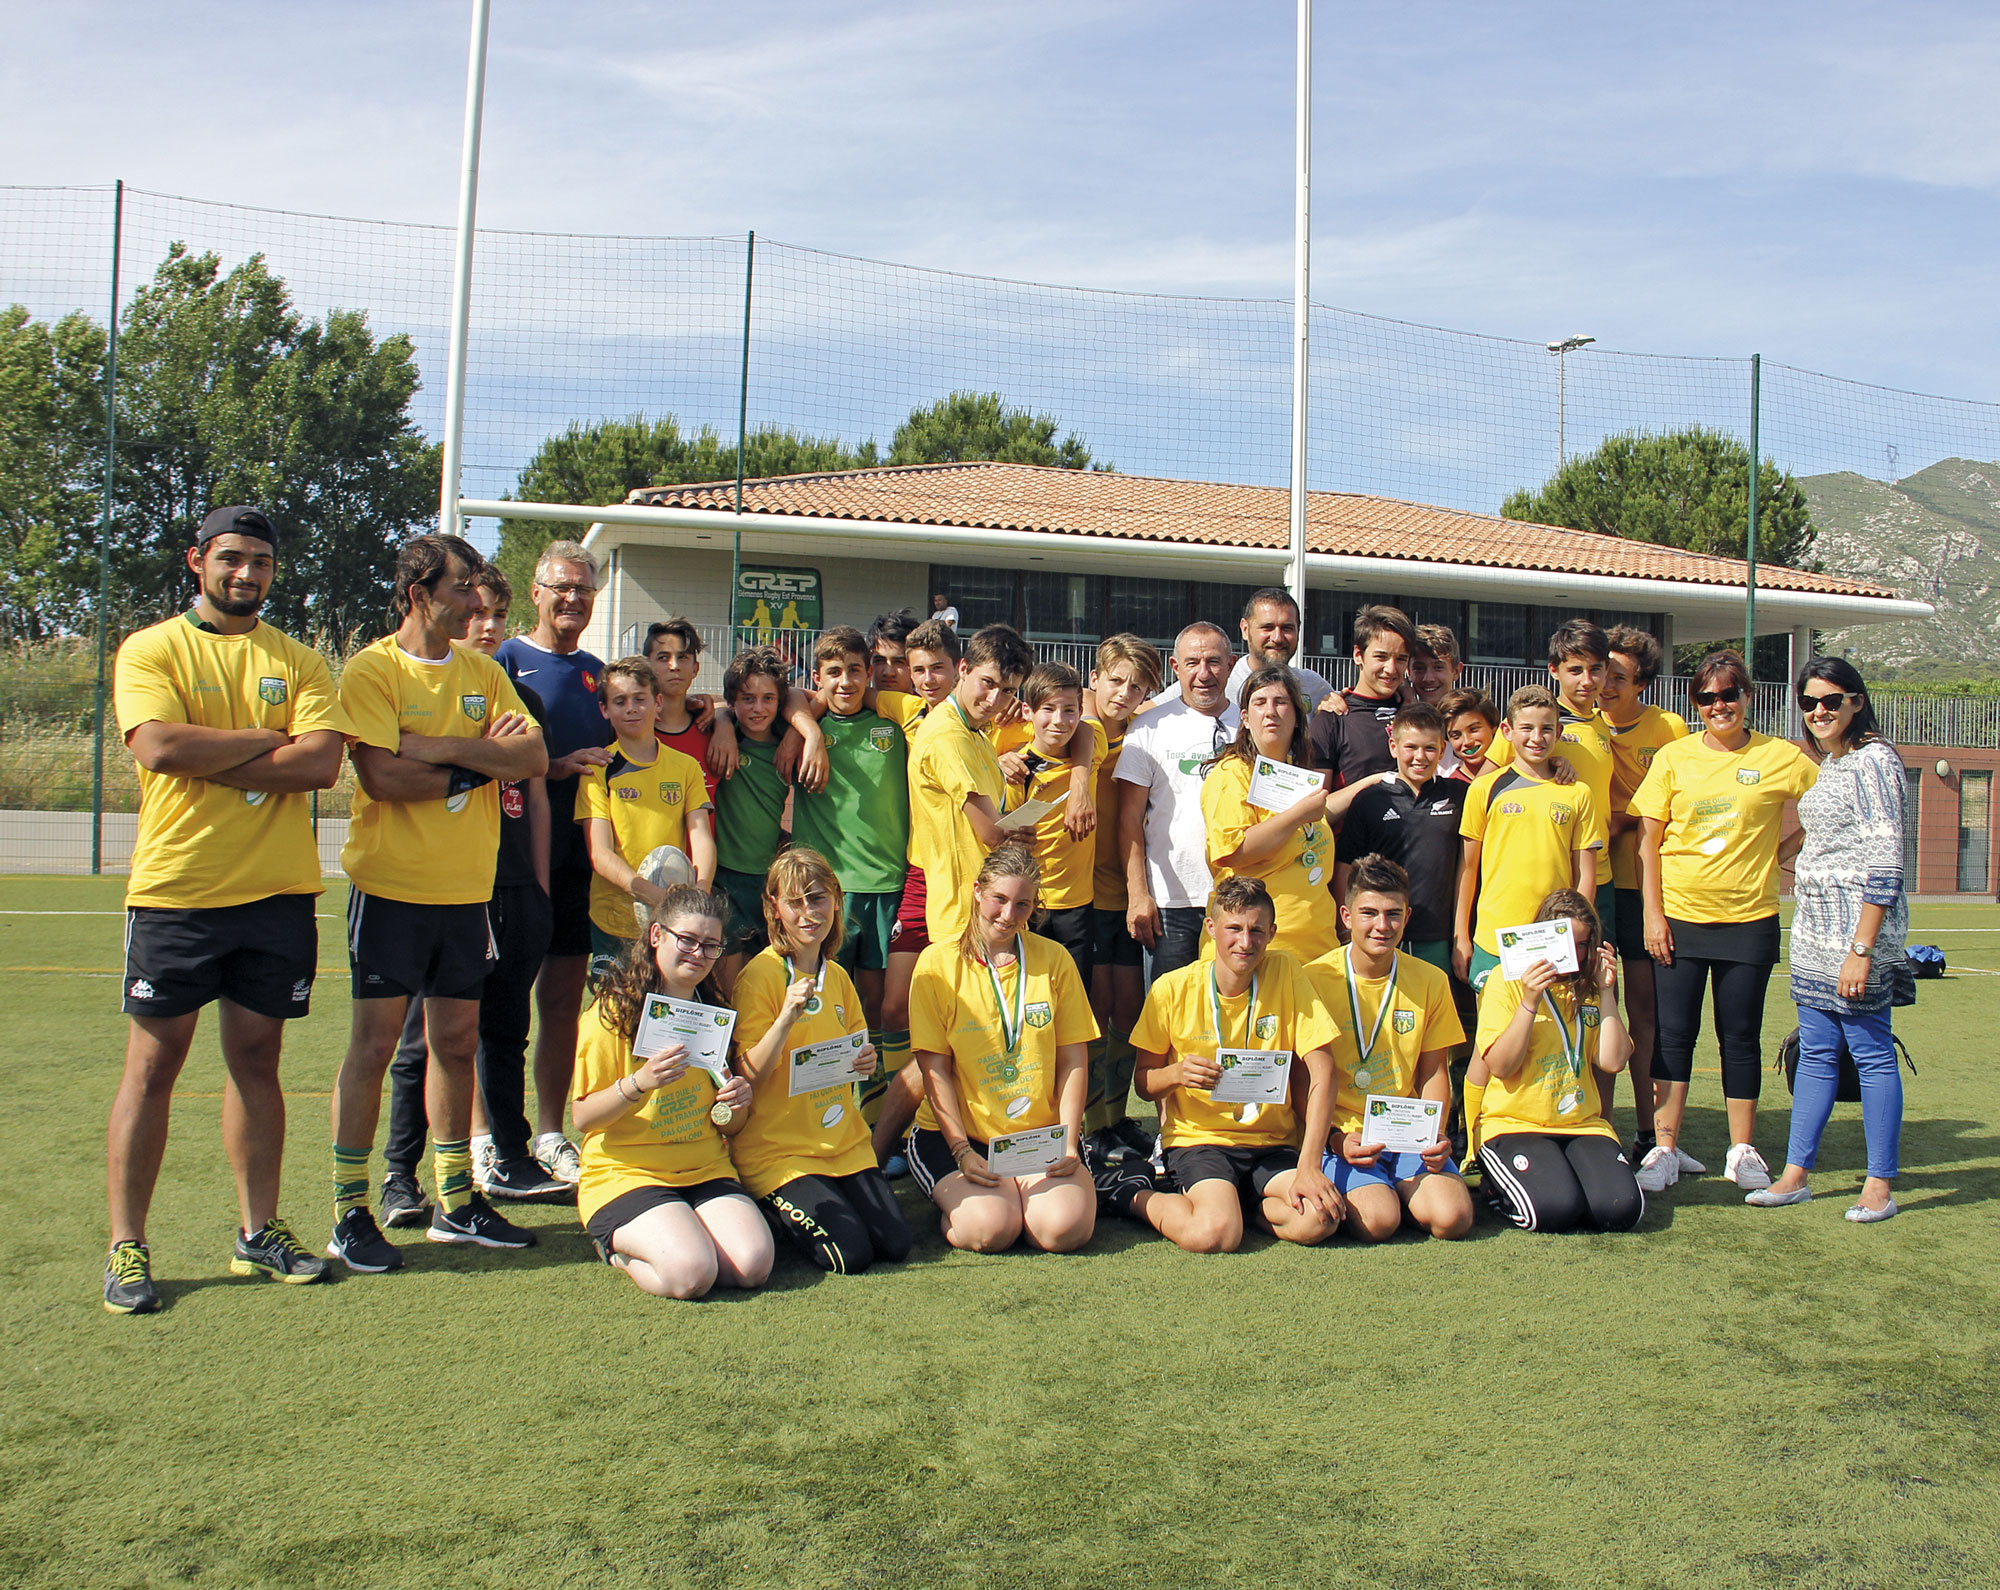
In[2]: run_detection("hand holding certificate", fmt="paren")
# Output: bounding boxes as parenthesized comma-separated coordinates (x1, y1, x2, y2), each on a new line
(1245, 755, 1327, 814)
(1209, 1047, 1292, 1105)
(788, 1031, 870, 1096)
(1495, 918, 1579, 982)
(995, 797, 1063, 833)
(633, 994, 736, 1081)
(1359, 1094, 1446, 1154)
(985, 1124, 1070, 1178)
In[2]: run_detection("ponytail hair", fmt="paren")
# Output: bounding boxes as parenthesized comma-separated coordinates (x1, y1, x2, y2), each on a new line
(957, 841, 1043, 961)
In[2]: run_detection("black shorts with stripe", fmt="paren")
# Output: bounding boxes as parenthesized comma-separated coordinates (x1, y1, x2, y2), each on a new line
(347, 890, 496, 1001)
(122, 894, 318, 1020)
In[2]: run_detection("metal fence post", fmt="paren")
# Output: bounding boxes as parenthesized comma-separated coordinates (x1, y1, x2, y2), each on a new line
(731, 230, 754, 654)
(89, 178, 124, 876)
(1744, 352, 1761, 676)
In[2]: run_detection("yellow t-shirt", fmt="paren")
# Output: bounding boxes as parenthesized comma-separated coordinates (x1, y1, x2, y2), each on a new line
(1128, 951, 1337, 1150)
(1472, 972, 1616, 1142)
(1305, 947, 1465, 1134)
(114, 614, 351, 909)
(993, 720, 1106, 911)
(1627, 731, 1818, 922)
(578, 743, 713, 938)
(907, 698, 1007, 946)
(1460, 766, 1605, 953)
(1201, 753, 1340, 961)
(727, 947, 877, 1198)
(1489, 711, 1613, 814)
(874, 691, 936, 863)
(1606, 706, 1689, 889)
(1090, 720, 1129, 912)
(339, 635, 530, 905)
(909, 932, 1098, 1140)
(571, 997, 737, 1225)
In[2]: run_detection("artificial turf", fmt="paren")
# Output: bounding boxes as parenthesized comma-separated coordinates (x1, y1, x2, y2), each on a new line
(2, 874, 1996, 1588)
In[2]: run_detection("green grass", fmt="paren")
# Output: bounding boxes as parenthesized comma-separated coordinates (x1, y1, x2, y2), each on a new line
(3, 876, 1997, 1589)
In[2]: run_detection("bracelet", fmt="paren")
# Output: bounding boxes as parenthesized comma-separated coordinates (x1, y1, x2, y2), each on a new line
(950, 1142, 974, 1162)
(616, 1074, 640, 1103)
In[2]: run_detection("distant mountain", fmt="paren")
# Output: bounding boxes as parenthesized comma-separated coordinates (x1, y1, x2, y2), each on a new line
(1801, 458, 2000, 672)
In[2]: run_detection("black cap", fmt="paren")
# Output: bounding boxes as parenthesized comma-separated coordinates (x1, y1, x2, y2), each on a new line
(196, 506, 279, 550)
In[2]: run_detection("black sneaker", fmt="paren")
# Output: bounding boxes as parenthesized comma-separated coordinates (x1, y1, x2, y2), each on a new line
(230, 1217, 329, 1284)
(1092, 1157, 1155, 1217)
(1109, 1117, 1158, 1165)
(103, 1240, 160, 1314)
(379, 1171, 430, 1229)
(327, 1206, 404, 1273)
(427, 1192, 537, 1249)
(481, 1155, 572, 1201)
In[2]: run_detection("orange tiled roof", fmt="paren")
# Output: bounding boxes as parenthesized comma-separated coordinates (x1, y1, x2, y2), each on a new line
(627, 461, 1895, 599)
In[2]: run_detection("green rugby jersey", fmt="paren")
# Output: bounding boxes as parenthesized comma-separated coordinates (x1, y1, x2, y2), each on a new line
(714, 734, 788, 877)
(792, 707, 910, 892)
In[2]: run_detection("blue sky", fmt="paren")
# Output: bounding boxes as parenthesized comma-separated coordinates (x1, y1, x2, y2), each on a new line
(6, 0, 2000, 499)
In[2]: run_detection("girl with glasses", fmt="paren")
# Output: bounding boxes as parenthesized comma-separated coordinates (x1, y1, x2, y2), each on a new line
(906, 843, 1100, 1253)
(1629, 650, 1819, 1195)
(570, 884, 770, 1297)
(1748, 659, 1907, 1221)
(729, 849, 913, 1272)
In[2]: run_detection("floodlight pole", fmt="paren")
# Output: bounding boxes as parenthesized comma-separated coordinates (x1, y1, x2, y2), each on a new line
(1285, 0, 1312, 612)
(732, 231, 754, 650)
(439, 0, 491, 537)
(89, 178, 124, 877)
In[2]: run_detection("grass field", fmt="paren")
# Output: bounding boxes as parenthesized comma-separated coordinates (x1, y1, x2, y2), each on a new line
(3, 875, 1997, 1589)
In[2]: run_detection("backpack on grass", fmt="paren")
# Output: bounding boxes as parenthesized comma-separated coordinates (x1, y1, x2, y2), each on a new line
(1907, 944, 1947, 980)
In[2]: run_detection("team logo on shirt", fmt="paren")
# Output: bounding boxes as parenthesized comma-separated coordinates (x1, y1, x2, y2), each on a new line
(1430, 799, 1455, 815)
(1581, 1005, 1601, 1028)
(1393, 1010, 1416, 1035)
(581, 671, 599, 693)
(1639, 748, 1659, 768)
(1736, 768, 1762, 785)
(659, 784, 682, 806)
(1254, 1014, 1277, 1042)
(501, 784, 525, 818)
(866, 726, 898, 752)
(461, 694, 487, 722)
(616, 787, 639, 800)
(258, 676, 287, 705)
(1549, 803, 1573, 826)
(1500, 801, 1525, 815)
(1025, 1001, 1053, 1029)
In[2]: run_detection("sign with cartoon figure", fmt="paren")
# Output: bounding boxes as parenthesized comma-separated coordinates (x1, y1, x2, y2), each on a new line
(734, 566, 822, 632)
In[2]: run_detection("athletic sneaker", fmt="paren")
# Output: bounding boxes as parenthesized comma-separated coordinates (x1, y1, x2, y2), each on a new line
(103, 1240, 160, 1315)
(230, 1217, 329, 1284)
(532, 1132, 582, 1185)
(470, 1137, 498, 1192)
(1723, 1142, 1772, 1191)
(1674, 1146, 1709, 1175)
(379, 1171, 430, 1229)
(327, 1206, 404, 1273)
(482, 1156, 571, 1200)
(1092, 1158, 1155, 1217)
(427, 1193, 537, 1249)
(1634, 1143, 1681, 1193)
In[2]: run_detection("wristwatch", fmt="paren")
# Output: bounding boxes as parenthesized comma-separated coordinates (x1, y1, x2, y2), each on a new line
(1850, 940, 1874, 958)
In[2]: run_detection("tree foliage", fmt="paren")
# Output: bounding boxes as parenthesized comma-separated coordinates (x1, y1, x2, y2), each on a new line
(888, 390, 1108, 471)
(1501, 426, 1814, 570)
(0, 305, 107, 640)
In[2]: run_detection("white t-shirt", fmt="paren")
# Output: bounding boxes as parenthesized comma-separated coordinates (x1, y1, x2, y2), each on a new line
(1112, 697, 1242, 910)
(1154, 656, 1336, 714)
(935, 606, 959, 629)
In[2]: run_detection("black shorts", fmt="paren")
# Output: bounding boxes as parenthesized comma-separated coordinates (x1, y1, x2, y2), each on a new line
(1092, 906, 1144, 969)
(1040, 904, 1094, 985)
(583, 1178, 750, 1252)
(122, 894, 318, 1020)
(347, 891, 496, 1002)
(1165, 1143, 1297, 1201)
(906, 1128, 985, 1197)
(546, 863, 594, 959)
(1614, 888, 1649, 961)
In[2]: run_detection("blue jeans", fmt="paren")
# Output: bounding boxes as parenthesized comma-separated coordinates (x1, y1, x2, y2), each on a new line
(1787, 1005, 1902, 1180)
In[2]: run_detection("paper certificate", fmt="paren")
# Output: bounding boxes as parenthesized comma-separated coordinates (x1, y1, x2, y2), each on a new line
(1360, 1094, 1446, 1153)
(1496, 918, 1580, 981)
(788, 1031, 868, 1096)
(1245, 756, 1326, 814)
(1209, 1047, 1292, 1105)
(633, 995, 736, 1080)
(995, 797, 1063, 833)
(986, 1123, 1069, 1177)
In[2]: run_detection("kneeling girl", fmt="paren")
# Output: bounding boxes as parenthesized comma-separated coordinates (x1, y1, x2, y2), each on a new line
(571, 884, 771, 1297)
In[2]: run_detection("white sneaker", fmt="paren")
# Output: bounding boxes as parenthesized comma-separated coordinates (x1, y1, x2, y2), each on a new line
(1723, 1142, 1772, 1191)
(1635, 1143, 1681, 1193)
(534, 1131, 582, 1185)
(470, 1136, 498, 1193)
(1674, 1146, 1708, 1175)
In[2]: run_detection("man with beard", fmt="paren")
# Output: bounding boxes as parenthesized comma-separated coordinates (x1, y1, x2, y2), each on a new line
(1156, 588, 1335, 712)
(105, 507, 351, 1312)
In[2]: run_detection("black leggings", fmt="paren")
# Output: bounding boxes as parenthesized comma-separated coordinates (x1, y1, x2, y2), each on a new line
(1481, 1133, 1643, 1233)
(1652, 948, 1771, 1101)
(760, 1169, 913, 1275)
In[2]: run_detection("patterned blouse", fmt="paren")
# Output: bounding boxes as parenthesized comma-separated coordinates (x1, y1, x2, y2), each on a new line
(1790, 739, 1908, 1014)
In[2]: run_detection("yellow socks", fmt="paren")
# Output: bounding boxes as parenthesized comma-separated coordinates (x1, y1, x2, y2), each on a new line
(333, 1145, 371, 1221)
(433, 1138, 473, 1214)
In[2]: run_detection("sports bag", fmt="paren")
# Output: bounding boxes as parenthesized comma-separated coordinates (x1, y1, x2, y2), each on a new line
(1778, 1027, 1916, 1103)
(1907, 944, 1947, 980)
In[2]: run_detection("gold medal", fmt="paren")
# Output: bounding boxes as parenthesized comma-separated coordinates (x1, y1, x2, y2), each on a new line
(710, 1101, 734, 1126)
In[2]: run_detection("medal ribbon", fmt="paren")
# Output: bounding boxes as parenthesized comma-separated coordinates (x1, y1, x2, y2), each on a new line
(782, 953, 827, 999)
(985, 935, 1028, 1057)
(1207, 964, 1260, 1057)
(1343, 947, 1398, 1067)
(1540, 989, 1584, 1078)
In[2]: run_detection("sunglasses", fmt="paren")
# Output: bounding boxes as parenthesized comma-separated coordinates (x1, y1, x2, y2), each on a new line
(1799, 690, 1855, 714)
(1692, 686, 1744, 707)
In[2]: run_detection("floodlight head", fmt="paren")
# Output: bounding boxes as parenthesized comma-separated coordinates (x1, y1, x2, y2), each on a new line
(1546, 335, 1597, 355)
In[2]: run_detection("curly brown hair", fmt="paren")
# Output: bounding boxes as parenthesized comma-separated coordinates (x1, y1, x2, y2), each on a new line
(594, 885, 729, 1047)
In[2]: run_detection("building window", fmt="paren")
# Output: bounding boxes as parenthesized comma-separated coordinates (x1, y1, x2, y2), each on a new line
(932, 566, 1015, 631)
(1596, 608, 1662, 641)
(1958, 770, 1991, 893)
(1467, 601, 1530, 664)
(1022, 571, 1101, 643)
(1904, 766, 1921, 890)
(1189, 582, 1268, 637)
(1104, 576, 1186, 649)
(1401, 595, 1467, 651)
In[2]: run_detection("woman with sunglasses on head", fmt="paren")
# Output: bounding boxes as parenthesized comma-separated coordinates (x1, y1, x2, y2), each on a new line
(1747, 660, 1907, 1221)
(570, 884, 770, 1298)
(906, 842, 1100, 1253)
(1630, 650, 1818, 1195)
